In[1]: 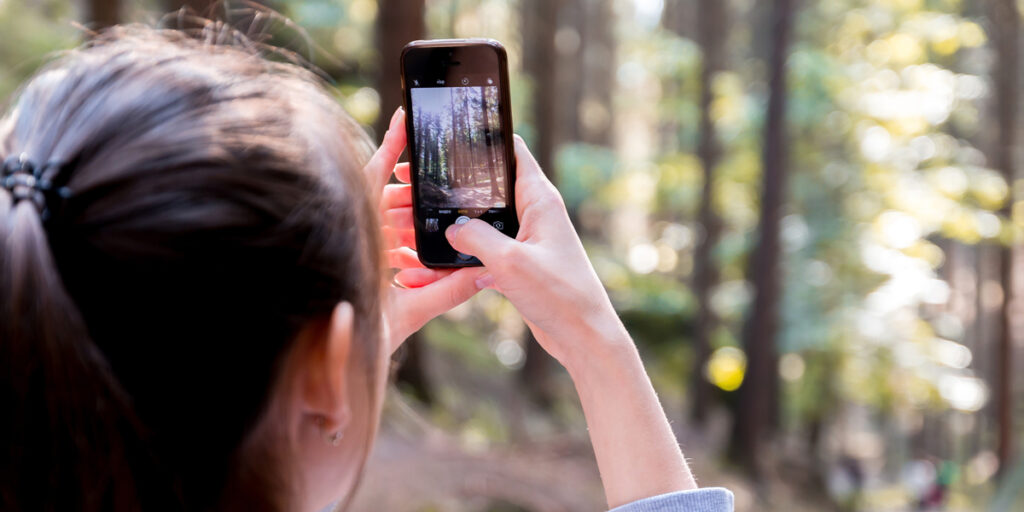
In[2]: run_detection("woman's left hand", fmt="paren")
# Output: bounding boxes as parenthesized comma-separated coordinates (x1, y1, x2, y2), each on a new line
(364, 107, 487, 354)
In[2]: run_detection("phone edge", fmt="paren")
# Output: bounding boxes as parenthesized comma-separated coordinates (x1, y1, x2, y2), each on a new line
(400, 39, 515, 269)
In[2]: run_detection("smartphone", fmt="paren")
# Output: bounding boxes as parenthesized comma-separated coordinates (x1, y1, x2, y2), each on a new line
(401, 39, 518, 268)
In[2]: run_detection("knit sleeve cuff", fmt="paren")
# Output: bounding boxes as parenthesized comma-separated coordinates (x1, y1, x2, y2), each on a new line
(608, 487, 735, 512)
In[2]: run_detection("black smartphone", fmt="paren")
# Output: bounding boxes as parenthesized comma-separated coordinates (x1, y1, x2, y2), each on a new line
(401, 39, 518, 268)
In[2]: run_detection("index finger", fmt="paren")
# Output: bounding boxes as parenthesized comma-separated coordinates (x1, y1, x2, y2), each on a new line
(512, 135, 564, 219)
(513, 135, 549, 186)
(394, 162, 411, 184)
(365, 108, 407, 196)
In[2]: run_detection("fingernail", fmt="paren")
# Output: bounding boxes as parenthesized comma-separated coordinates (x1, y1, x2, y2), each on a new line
(445, 223, 463, 242)
(389, 107, 404, 129)
(475, 272, 495, 290)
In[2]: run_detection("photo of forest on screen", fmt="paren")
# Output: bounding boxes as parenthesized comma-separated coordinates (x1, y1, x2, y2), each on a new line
(411, 86, 507, 209)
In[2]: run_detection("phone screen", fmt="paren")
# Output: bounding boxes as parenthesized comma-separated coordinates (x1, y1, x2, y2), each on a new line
(403, 41, 518, 268)
(410, 83, 508, 213)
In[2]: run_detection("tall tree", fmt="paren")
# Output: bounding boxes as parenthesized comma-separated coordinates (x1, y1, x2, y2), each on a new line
(579, 0, 615, 146)
(518, 0, 561, 407)
(451, 88, 462, 187)
(987, 0, 1019, 477)
(375, 0, 425, 141)
(376, 0, 433, 404)
(728, 0, 796, 478)
(462, 88, 478, 186)
(689, 0, 729, 426)
(559, 0, 614, 147)
(481, 87, 501, 198)
(661, 0, 695, 40)
(85, 0, 120, 30)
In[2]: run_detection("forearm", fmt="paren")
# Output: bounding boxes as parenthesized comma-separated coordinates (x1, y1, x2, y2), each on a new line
(563, 327, 698, 509)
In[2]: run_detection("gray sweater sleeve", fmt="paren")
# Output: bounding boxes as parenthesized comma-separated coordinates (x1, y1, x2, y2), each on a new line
(319, 487, 734, 512)
(608, 488, 734, 512)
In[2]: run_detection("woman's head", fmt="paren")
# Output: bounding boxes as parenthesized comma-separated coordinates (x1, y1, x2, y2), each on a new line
(0, 25, 388, 511)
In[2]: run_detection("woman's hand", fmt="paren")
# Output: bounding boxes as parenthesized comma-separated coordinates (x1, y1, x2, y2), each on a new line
(443, 136, 631, 370)
(443, 136, 699, 508)
(364, 108, 486, 354)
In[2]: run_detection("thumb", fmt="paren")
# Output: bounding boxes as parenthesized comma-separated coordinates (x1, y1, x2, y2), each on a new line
(388, 267, 487, 352)
(445, 219, 515, 264)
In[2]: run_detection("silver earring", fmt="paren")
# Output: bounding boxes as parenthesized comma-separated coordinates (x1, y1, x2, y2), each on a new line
(326, 429, 344, 446)
(315, 415, 345, 447)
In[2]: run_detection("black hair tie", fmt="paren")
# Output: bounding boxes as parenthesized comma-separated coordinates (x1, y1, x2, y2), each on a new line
(2, 154, 71, 221)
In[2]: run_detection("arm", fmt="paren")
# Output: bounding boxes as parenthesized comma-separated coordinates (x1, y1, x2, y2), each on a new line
(371, 118, 728, 509)
(443, 136, 706, 508)
(566, 328, 697, 507)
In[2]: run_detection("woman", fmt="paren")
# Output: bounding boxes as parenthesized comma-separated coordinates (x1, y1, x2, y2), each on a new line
(0, 26, 733, 512)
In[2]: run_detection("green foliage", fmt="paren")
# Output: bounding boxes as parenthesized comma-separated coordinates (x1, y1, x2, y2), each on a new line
(0, 2, 77, 102)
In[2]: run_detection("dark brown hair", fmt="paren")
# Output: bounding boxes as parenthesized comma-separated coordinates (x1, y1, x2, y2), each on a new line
(0, 25, 384, 511)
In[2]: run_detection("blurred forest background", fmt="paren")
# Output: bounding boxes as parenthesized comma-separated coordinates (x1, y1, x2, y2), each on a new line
(4, 0, 1024, 510)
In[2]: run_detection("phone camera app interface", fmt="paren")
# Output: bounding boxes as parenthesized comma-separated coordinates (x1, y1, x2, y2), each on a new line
(411, 83, 508, 211)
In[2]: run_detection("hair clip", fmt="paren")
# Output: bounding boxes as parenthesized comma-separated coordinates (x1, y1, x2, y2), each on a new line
(2, 153, 72, 221)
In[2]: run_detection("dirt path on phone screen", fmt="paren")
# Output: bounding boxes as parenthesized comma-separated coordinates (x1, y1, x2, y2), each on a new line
(422, 180, 506, 209)
(448, 185, 499, 208)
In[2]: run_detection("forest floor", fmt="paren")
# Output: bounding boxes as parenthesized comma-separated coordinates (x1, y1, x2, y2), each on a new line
(420, 180, 505, 209)
(448, 184, 504, 208)
(346, 393, 831, 512)
(338, 321, 987, 512)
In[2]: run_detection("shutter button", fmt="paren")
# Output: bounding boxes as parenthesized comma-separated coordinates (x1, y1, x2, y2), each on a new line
(453, 216, 474, 262)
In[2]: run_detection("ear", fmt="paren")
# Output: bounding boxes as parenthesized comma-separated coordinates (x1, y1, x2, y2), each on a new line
(301, 301, 354, 433)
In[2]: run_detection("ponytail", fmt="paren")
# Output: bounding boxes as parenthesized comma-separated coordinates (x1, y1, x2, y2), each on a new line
(0, 190, 149, 510)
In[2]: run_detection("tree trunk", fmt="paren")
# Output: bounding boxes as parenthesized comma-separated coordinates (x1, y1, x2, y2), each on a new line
(728, 0, 796, 479)
(463, 88, 478, 186)
(391, 329, 433, 404)
(689, 0, 728, 427)
(661, 0, 695, 40)
(437, 116, 447, 185)
(988, 0, 1019, 478)
(376, 0, 432, 404)
(559, 0, 615, 148)
(375, 0, 425, 142)
(85, 0, 120, 30)
(481, 87, 501, 198)
(416, 108, 428, 181)
(580, 0, 614, 147)
(659, 0, 689, 154)
(559, 0, 585, 143)
(450, 89, 460, 187)
(518, 0, 562, 408)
